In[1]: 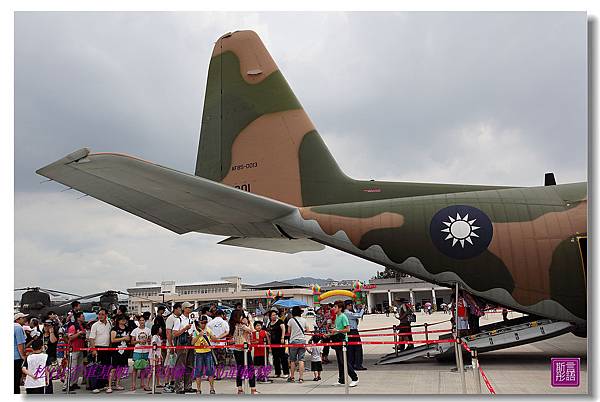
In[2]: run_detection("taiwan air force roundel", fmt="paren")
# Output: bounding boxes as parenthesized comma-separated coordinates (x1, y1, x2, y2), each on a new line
(429, 205, 493, 260)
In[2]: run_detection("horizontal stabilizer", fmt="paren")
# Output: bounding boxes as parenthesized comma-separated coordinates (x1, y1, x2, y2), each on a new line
(218, 237, 325, 254)
(36, 148, 295, 236)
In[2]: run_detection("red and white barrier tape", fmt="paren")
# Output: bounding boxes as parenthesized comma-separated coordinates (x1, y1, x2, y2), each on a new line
(479, 366, 496, 394)
(460, 342, 496, 395)
(69, 338, 455, 353)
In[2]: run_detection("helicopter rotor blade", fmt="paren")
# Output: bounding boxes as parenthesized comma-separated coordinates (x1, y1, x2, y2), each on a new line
(38, 288, 83, 298)
(53, 292, 109, 308)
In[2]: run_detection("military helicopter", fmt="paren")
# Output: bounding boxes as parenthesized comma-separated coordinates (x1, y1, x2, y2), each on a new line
(14, 287, 83, 318)
(14, 287, 131, 319)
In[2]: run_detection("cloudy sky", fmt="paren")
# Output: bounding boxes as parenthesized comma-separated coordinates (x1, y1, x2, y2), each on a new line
(14, 12, 587, 296)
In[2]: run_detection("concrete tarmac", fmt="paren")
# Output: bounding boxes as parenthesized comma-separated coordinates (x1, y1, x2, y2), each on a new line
(34, 311, 587, 395)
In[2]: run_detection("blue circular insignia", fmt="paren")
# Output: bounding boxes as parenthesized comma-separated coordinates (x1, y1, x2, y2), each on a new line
(429, 205, 493, 260)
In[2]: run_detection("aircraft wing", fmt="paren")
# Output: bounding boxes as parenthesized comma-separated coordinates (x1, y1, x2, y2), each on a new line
(36, 148, 295, 237)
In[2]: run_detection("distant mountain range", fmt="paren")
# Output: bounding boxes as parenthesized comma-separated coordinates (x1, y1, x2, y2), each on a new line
(281, 276, 358, 287)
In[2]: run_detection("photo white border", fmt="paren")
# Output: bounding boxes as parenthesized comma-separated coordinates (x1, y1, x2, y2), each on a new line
(3, 1, 597, 400)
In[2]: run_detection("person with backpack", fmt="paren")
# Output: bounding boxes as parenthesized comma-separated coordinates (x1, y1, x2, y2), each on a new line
(286, 306, 309, 383)
(167, 302, 195, 394)
(395, 298, 415, 352)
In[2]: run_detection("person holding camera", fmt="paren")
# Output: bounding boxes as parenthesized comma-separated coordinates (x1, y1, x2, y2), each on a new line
(344, 301, 366, 370)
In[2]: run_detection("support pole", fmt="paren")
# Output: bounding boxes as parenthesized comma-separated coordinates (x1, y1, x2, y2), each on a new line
(262, 338, 271, 383)
(454, 282, 460, 372)
(151, 344, 157, 394)
(393, 325, 399, 357)
(425, 323, 430, 358)
(66, 345, 72, 394)
(457, 338, 467, 394)
(342, 341, 349, 395)
(243, 342, 250, 394)
(472, 348, 482, 394)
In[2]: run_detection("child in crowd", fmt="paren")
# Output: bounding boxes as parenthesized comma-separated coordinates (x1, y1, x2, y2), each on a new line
(252, 321, 270, 382)
(130, 316, 151, 392)
(307, 337, 322, 381)
(22, 339, 49, 394)
(192, 316, 218, 394)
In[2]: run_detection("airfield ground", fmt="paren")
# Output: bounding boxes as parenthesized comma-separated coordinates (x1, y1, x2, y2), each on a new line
(36, 311, 587, 395)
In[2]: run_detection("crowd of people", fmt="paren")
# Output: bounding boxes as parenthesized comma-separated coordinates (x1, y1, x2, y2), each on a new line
(14, 299, 371, 395)
(13, 292, 496, 395)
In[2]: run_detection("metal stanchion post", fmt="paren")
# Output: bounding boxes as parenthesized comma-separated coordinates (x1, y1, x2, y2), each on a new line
(65, 345, 72, 394)
(457, 338, 467, 394)
(393, 325, 399, 357)
(262, 338, 271, 383)
(472, 348, 482, 394)
(151, 344, 157, 394)
(454, 282, 460, 372)
(342, 341, 349, 395)
(425, 323, 430, 358)
(243, 342, 250, 394)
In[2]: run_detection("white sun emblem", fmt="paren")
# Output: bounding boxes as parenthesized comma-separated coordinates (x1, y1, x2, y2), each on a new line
(441, 213, 480, 248)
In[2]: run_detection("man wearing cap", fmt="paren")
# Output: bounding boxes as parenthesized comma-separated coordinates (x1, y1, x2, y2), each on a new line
(14, 312, 28, 394)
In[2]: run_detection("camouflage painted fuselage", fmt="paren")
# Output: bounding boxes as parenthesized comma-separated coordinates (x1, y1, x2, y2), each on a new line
(35, 30, 587, 329)
(275, 183, 587, 325)
(193, 31, 587, 326)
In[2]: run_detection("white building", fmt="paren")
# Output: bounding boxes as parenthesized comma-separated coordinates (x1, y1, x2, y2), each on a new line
(127, 277, 313, 314)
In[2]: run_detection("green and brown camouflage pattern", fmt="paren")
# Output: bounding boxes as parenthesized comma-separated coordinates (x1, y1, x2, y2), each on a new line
(35, 30, 588, 329)
(195, 31, 508, 207)
(195, 30, 587, 324)
(293, 183, 587, 323)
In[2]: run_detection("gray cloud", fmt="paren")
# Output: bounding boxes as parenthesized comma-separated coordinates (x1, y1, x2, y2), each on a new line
(14, 12, 587, 294)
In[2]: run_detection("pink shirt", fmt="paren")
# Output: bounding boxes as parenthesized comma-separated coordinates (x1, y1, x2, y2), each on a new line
(68, 323, 85, 351)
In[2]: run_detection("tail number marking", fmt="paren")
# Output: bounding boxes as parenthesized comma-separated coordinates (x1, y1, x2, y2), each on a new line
(232, 162, 258, 171)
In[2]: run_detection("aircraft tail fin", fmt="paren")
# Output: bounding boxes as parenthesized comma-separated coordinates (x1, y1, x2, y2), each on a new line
(195, 31, 508, 207)
(194, 30, 348, 207)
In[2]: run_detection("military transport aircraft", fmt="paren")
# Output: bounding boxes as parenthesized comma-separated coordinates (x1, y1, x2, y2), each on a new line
(37, 31, 587, 351)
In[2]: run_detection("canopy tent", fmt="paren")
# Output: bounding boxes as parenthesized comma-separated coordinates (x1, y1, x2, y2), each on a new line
(273, 299, 308, 308)
(83, 312, 98, 322)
